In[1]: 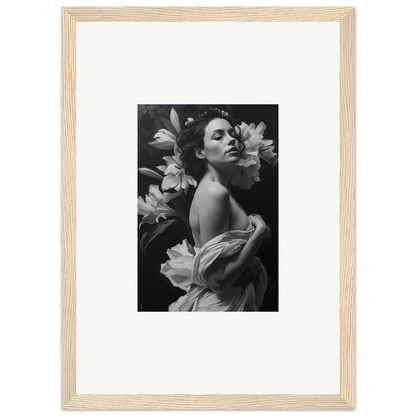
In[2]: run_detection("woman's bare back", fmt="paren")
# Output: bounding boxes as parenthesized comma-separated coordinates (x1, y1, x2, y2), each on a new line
(189, 180, 250, 248)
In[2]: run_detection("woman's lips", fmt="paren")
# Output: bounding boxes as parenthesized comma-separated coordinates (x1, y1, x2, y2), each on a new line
(226, 147, 238, 154)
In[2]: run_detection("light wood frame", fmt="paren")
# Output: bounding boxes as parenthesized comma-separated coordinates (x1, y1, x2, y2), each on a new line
(62, 7, 355, 410)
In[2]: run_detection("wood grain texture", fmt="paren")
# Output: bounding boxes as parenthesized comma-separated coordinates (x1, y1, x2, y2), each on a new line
(61, 8, 76, 408)
(339, 8, 355, 409)
(63, 394, 352, 410)
(61, 6, 355, 410)
(63, 6, 353, 22)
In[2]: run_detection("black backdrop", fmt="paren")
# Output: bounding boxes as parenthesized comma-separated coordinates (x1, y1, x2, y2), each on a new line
(138, 105, 278, 311)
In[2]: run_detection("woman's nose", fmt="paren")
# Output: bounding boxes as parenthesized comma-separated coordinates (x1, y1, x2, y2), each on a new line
(227, 137, 236, 145)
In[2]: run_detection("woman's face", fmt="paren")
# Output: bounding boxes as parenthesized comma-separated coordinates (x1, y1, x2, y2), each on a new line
(200, 118, 240, 169)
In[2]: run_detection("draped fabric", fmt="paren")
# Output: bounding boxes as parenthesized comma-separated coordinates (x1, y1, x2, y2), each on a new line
(160, 222, 268, 311)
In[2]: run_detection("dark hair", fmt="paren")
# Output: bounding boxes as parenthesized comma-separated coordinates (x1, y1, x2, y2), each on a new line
(176, 107, 244, 182)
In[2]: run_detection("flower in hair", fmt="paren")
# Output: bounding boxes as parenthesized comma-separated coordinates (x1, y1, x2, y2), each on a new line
(230, 121, 277, 190)
(239, 121, 278, 167)
(185, 117, 194, 126)
(230, 155, 261, 190)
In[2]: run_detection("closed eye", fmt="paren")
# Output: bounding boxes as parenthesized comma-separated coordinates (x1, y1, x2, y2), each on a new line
(211, 129, 224, 140)
(211, 128, 237, 140)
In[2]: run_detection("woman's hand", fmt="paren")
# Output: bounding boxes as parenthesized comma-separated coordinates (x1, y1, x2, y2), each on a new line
(249, 214, 271, 241)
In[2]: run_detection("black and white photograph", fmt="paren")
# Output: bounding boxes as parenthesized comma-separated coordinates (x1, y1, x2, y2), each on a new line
(138, 105, 278, 311)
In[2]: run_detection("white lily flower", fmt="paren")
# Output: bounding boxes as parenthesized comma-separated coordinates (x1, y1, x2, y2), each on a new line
(239, 121, 277, 167)
(166, 239, 196, 259)
(138, 167, 164, 180)
(230, 120, 277, 190)
(160, 239, 195, 291)
(137, 184, 181, 226)
(149, 129, 176, 150)
(157, 149, 197, 195)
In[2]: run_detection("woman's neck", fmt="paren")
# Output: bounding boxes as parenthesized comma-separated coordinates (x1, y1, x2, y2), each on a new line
(204, 164, 231, 188)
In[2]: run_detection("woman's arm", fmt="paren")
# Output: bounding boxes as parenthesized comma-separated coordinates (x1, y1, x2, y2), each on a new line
(199, 183, 269, 295)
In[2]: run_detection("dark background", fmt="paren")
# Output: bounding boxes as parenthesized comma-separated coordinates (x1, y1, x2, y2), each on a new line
(138, 105, 278, 311)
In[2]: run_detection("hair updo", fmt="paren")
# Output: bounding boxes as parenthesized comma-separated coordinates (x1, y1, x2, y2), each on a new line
(176, 107, 244, 182)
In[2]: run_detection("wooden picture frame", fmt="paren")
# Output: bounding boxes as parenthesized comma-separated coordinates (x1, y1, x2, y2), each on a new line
(62, 7, 354, 409)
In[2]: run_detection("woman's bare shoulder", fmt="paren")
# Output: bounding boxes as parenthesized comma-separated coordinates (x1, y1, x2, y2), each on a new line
(194, 181, 230, 210)
(205, 181, 229, 198)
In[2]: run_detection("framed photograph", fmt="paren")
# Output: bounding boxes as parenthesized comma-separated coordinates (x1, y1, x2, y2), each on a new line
(62, 7, 354, 409)
(137, 104, 278, 312)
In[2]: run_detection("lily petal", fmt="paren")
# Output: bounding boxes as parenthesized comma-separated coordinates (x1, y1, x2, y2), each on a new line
(170, 108, 181, 134)
(148, 184, 163, 200)
(149, 139, 176, 150)
(172, 153, 183, 166)
(149, 129, 176, 149)
(138, 167, 164, 180)
(254, 121, 267, 135)
(162, 155, 176, 165)
(145, 194, 157, 208)
(167, 240, 195, 259)
(260, 139, 273, 147)
(260, 151, 278, 167)
(154, 129, 176, 141)
(180, 179, 189, 193)
(156, 165, 168, 172)
(137, 196, 154, 216)
(163, 189, 183, 203)
(238, 121, 250, 139)
(165, 164, 181, 176)
(185, 174, 197, 187)
(162, 174, 181, 191)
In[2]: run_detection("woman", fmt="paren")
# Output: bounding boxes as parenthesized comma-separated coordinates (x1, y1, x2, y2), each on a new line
(161, 107, 271, 311)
